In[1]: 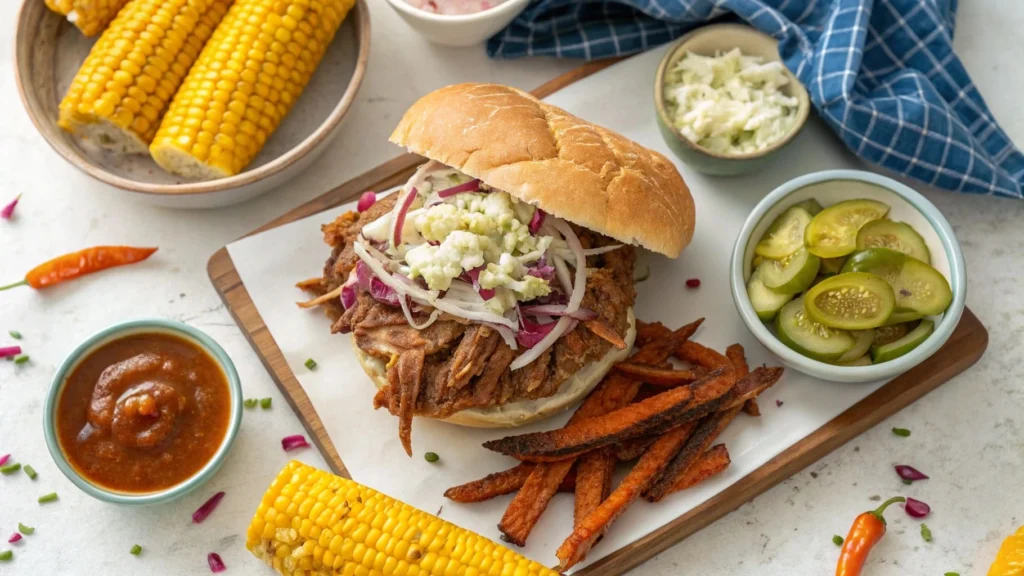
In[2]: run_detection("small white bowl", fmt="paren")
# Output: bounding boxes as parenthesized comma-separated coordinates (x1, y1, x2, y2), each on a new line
(730, 170, 967, 383)
(384, 0, 530, 47)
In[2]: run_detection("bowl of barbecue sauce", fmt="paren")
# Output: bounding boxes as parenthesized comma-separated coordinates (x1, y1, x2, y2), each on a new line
(44, 319, 242, 505)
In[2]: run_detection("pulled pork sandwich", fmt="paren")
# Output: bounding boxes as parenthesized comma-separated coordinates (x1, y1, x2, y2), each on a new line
(302, 83, 695, 455)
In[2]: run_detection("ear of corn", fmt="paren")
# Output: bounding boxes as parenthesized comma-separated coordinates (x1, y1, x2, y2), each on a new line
(45, 0, 131, 37)
(247, 461, 559, 576)
(58, 0, 233, 154)
(150, 0, 354, 180)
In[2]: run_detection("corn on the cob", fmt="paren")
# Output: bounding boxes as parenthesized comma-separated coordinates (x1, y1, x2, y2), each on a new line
(58, 0, 233, 154)
(150, 0, 354, 180)
(247, 461, 558, 576)
(45, 0, 131, 37)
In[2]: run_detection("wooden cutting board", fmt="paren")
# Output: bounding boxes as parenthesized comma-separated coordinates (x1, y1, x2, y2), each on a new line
(207, 59, 988, 576)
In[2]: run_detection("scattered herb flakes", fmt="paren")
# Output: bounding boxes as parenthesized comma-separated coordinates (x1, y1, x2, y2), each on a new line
(243, 398, 258, 409)
(17, 524, 32, 536)
(38, 492, 58, 504)
(13, 355, 29, 365)
(304, 358, 317, 370)
(424, 452, 440, 463)
(868, 495, 881, 502)
(130, 544, 143, 556)
(0, 550, 12, 561)
(260, 398, 272, 410)
(8, 331, 21, 340)
(944, 573, 959, 576)
(832, 535, 844, 546)
(902, 478, 913, 485)
(921, 523, 933, 542)
(892, 427, 911, 437)
(1, 463, 21, 475)
(23, 465, 36, 480)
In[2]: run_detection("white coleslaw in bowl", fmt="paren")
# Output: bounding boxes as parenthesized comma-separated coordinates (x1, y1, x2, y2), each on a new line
(663, 48, 801, 155)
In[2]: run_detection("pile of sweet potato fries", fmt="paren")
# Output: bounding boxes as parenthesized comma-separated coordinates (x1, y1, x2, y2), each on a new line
(444, 318, 784, 570)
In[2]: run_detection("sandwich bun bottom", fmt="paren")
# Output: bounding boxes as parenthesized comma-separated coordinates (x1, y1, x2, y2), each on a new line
(355, 309, 636, 428)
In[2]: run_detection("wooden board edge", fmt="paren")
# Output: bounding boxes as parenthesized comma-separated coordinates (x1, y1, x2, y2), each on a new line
(207, 247, 349, 477)
(577, 307, 988, 575)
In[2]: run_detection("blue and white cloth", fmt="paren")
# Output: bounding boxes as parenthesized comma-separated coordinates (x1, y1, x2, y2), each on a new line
(488, 0, 1024, 198)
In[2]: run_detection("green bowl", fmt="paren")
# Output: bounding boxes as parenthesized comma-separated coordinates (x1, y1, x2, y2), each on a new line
(654, 23, 811, 176)
(43, 319, 242, 505)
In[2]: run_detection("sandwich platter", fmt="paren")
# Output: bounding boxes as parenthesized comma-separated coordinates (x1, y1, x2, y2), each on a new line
(211, 45, 986, 574)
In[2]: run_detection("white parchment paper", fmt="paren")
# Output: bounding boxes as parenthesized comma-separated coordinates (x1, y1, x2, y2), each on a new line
(227, 46, 889, 571)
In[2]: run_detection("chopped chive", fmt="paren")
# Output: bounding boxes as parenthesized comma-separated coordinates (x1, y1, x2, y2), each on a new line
(1, 463, 21, 474)
(13, 355, 28, 365)
(944, 573, 959, 576)
(260, 398, 272, 409)
(892, 427, 911, 437)
(902, 478, 913, 485)
(130, 544, 142, 556)
(37, 492, 58, 504)
(243, 398, 258, 409)
(304, 358, 317, 370)
(424, 452, 440, 463)
(17, 524, 32, 536)
(23, 465, 36, 480)
(0, 550, 11, 561)
(832, 535, 843, 546)
(921, 523, 932, 542)
(8, 331, 21, 340)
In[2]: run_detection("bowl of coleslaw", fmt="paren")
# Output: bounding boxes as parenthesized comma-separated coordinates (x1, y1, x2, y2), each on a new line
(385, 0, 530, 47)
(654, 23, 811, 176)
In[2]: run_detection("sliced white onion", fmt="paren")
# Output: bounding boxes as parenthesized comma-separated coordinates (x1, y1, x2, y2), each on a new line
(481, 322, 518, 351)
(400, 296, 441, 330)
(509, 316, 573, 371)
(551, 254, 573, 295)
(553, 219, 587, 315)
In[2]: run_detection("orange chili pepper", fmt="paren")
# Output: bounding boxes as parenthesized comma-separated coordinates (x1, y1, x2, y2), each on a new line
(0, 246, 158, 291)
(836, 496, 906, 576)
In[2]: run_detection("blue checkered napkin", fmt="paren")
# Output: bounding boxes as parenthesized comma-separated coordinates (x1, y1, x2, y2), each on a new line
(488, 0, 1024, 198)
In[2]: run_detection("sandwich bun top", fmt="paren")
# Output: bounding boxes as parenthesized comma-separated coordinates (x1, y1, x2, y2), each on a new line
(389, 83, 695, 258)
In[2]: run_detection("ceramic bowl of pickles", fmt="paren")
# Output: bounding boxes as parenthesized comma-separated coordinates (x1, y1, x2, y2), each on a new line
(730, 170, 966, 383)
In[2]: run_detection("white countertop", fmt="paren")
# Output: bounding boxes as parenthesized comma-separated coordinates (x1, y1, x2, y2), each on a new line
(1, 2, 1021, 575)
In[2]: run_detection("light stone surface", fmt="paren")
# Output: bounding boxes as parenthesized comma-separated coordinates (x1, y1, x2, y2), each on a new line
(0, 2, 1021, 574)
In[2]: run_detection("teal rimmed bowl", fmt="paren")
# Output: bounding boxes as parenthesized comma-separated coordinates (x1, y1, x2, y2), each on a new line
(43, 319, 242, 505)
(730, 170, 967, 383)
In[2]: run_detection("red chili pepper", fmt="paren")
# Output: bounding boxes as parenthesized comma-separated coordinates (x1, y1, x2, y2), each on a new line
(0, 246, 158, 291)
(836, 496, 905, 576)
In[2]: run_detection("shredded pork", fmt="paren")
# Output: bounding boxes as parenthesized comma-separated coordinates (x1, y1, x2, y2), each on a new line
(308, 195, 636, 452)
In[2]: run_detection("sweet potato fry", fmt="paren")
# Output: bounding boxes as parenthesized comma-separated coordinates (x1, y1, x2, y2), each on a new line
(644, 408, 739, 502)
(573, 447, 616, 527)
(614, 363, 702, 387)
(725, 344, 749, 377)
(444, 463, 535, 503)
(635, 321, 671, 347)
(480, 320, 709, 544)
(498, 459, 574, 546)
(614, 434, 659, 461)
(668, 444, 731, 494)
(719, 366, 784, 411)
(585, 319, 628, 350)
(676, 340, 731, 369)
(725, 343, 759, 416)
(295, 276, 324, 290)
(295, 285, 342, 308)
(556, 424, 694, 570)
(483, 367, 735, 462)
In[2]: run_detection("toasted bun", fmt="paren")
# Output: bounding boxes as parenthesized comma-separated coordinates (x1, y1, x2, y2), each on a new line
(390, 84, 695, 258)
(356, 310, 636, 428)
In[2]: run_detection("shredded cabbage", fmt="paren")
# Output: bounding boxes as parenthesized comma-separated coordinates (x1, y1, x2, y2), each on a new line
(663, 48, 799, 154)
